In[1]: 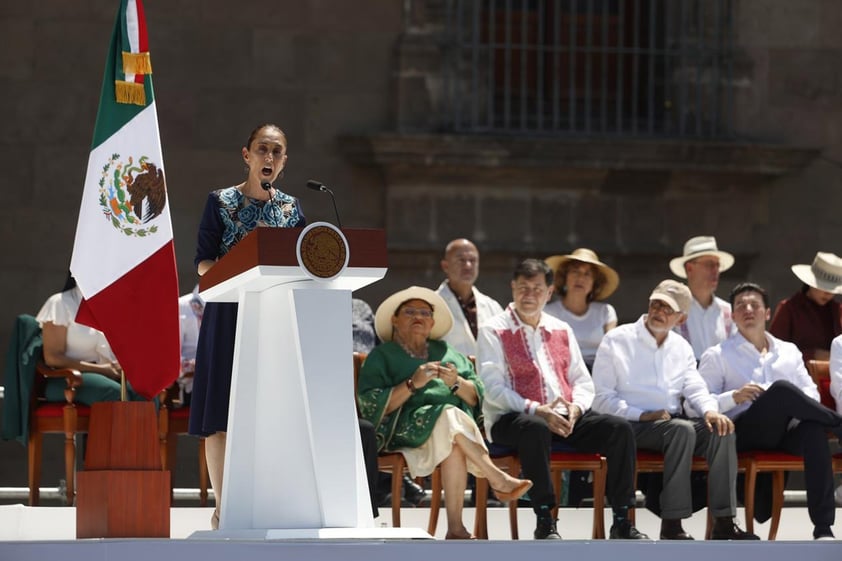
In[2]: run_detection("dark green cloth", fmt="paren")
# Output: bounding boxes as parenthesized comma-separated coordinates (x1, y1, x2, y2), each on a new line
(2, 315, 42, 445)
(357, 339, 483, 452)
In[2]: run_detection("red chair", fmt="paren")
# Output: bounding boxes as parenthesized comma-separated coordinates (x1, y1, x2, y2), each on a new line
(738, 360, 842, 540)
(472, 442, 607, 539)
(632, 450, 714, 538)
(28, 361, 91, 505)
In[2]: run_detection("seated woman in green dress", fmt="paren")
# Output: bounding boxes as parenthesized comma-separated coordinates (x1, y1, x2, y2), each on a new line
(37, 274, 144, 403)
(358, 286, 532, 539)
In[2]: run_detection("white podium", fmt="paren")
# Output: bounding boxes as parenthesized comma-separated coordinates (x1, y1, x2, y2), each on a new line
(191, 225, 427, 540)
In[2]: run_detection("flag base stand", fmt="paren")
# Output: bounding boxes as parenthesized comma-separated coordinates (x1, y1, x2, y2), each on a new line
(76, 401, 171, 538)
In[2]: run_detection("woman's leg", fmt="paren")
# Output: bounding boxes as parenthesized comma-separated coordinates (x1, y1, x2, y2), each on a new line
(440, 444, 470, 538)
(452, 433, 527, 493)
(205, 431, 226, 529)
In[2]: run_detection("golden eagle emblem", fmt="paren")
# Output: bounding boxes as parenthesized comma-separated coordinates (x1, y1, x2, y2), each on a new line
(98, 154, 166, 237)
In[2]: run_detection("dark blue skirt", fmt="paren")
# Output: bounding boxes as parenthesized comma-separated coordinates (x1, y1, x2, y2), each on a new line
(189, 301, 237, 437)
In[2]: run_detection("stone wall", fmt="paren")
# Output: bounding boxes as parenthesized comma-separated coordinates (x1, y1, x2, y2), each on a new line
(2, 0, 842, 492)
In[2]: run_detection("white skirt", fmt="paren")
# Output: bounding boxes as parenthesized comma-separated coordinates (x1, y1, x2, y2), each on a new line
(398, 405, 488, 478)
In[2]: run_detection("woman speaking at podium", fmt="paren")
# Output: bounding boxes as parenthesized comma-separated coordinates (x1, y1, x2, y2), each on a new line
(189, 124, 306, 529)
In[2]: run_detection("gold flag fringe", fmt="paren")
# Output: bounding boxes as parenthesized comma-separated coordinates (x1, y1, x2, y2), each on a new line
(115, 80, 146, 106)
(122, 51, 152, 75)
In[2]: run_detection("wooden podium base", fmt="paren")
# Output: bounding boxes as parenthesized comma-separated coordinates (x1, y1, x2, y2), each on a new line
(75, 401, 171, 538)
(76, 470, 170, 538)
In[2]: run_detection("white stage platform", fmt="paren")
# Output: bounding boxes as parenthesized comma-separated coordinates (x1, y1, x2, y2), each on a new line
(0, 505, 839, 560)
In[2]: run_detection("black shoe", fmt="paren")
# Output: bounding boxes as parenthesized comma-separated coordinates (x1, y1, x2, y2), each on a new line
(711, 518, 759, 540)
(814, 526, 835, 540)
(609, 519, 649, 539)
(402, 475, 425, 506)
(659, 518, 694, 540)
(534, 517, 562, 540)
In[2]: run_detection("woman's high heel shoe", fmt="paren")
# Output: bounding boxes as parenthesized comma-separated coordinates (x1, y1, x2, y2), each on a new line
(492, 479, 533, 503)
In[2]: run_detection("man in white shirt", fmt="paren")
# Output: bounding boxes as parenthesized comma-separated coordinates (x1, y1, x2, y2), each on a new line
(437, 238, 503, 358)
(699, 282, 842, 540)
(669, 236, 735, 360)
(592, 279, 757, 540)
(478, 259, 645, 540)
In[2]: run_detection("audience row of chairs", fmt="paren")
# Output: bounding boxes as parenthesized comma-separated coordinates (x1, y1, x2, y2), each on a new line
(22, 346, 842, 540)
(27, 358, 208, 507)
(355, 353, 842, 540)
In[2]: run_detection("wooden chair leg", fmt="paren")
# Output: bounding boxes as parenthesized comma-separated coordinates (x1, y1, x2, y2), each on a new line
(768, 470, 786, 540)
(591, 461, 607, 539)
(390, 466, 403, 528)
(28, 432, 42, 506)
(743, 461, 757, 536)
(473, 476, 489, 539)
(164, 434, 177, 502)
(428, 468, 442, 536)
(198, 438, 209, 507)
(63, 405, 78, 505)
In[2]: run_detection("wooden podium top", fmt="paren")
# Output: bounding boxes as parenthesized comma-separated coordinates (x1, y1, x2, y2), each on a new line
(199, 227, 387, 299)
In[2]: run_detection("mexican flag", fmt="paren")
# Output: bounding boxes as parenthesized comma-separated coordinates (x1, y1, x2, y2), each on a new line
(70, 0, 179, 399)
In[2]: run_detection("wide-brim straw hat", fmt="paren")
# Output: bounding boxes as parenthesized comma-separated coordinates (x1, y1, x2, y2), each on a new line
(669, 236, 735, 279)
(791, 252, 842, 295)
(374, 286, 454, 342)
(544, 248, 620, 301)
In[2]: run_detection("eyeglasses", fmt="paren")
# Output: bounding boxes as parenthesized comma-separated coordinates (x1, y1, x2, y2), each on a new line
(400, 308, 433, 318)
(648, 300, 678, 316)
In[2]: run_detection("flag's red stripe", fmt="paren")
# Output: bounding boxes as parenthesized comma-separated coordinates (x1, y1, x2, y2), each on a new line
(136, 0, 148, 52)
(77, 241, 180, 399)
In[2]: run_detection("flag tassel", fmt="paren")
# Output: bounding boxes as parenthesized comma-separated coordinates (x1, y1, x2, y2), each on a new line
(114, 80, 146, 106)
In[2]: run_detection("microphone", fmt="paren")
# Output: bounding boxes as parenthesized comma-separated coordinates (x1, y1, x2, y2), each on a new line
(306, 179, 342, 229)
(259, 181, 281, 223)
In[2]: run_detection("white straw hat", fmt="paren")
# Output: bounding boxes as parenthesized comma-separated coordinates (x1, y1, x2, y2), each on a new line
(374, 286, 453, 342)
(791, 252, 842, 295)
(669, 236, 735, 279)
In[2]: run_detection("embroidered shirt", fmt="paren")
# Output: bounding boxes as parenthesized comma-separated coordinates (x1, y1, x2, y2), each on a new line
(545, 299, 617, 365)
(478, 304, 592, 440)
(592, 316, 717, 421)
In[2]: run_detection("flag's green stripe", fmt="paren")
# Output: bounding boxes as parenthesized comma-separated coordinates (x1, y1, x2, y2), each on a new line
(90, 0, 155, 151)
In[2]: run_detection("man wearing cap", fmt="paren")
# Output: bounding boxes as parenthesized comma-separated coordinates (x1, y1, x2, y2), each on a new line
(769, 251, 842, 363)
(478, 259, 645, 540)
(437, 238, 504, 358)
(591, 279, 758, 540)
(699, 282, 842, 540)
(670, 236, 736, 360)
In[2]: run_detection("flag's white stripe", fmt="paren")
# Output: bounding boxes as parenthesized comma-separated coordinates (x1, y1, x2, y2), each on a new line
(126, 0, 140, 53)
(124, 0, 140, 82)
(70, 102, 173, 298)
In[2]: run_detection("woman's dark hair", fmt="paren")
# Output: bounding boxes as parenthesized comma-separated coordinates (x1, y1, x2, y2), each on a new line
(513, 258, 554, 286)
(62, 272, 77, 292)
(557, 260, 605, 303)
(245, 123, 287, 150)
